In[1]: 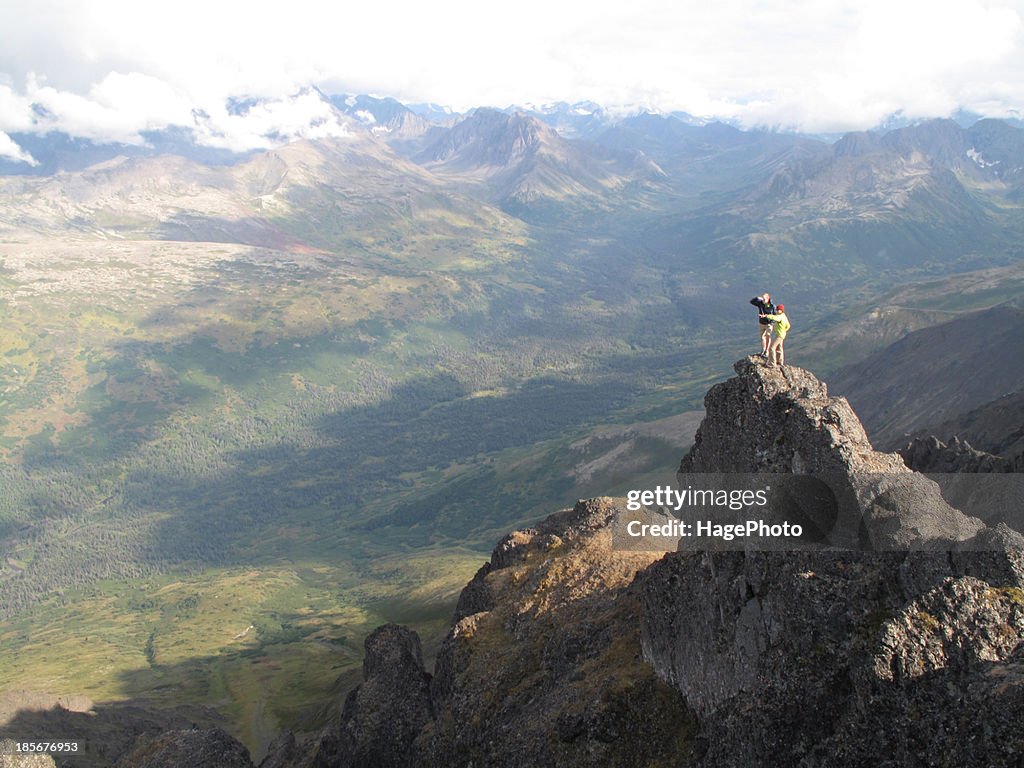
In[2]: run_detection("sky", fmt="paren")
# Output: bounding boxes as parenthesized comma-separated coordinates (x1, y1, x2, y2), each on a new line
(1, 0, 1023, 163)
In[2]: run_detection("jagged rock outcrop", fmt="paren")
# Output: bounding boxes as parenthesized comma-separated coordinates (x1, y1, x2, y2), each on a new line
(707, 351, 1024, 555)
(309, 624, 433, 768)
(414, 498, 697, 767)
(898, 435, 1024, 533)
(114, 728, 253, 768)
(682, 357, 988, 550)
(640, 548, 1024, 766)
(900, 434, 1019, 473)
(681, 357, 896, 475)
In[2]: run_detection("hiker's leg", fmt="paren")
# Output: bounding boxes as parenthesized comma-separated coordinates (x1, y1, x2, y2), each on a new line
(777, 338, 785, 366)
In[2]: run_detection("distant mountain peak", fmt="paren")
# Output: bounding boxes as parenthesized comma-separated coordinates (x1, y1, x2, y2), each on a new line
(416, 108, 560, 168)
(328, 94, 434, 141)
(408, 107, 664, 207)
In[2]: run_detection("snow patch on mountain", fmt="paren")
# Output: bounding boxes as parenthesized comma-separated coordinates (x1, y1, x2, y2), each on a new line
(967, 147, 1001, 167)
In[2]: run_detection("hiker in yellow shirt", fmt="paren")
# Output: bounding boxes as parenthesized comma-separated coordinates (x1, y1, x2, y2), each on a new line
(760, 304, 790, 369)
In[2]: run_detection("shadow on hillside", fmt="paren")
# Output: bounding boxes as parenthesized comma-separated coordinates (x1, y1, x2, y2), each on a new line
(123, 368, 643, 570)
(0, 588, 459, 767)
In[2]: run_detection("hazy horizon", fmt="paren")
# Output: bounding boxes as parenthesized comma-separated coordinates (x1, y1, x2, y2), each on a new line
(2, 0, 1023, 165)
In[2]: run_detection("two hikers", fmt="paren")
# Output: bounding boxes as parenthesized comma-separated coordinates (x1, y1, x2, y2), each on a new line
(750, 293, 791, 368)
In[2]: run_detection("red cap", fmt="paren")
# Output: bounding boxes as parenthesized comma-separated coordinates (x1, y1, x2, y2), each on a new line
(776, 303, 785, 312)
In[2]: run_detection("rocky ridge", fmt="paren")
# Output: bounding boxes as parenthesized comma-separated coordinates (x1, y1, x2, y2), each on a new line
(306, 624, 433, 767)
(256, 498, 697, 768)
(901, 434, 1024, 474)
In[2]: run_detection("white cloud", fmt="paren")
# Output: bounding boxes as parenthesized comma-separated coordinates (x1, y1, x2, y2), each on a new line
(26, 71, 194, 144)
(0, 0, 1022, 141)
(0, 131, 36, 165)
(0, 84, 35, 132)
(192, 89, 352, 153)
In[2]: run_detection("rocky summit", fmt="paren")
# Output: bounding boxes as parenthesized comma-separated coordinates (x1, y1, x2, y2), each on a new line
(136, 358, 1024, 767)
(682, 357, 994, 551)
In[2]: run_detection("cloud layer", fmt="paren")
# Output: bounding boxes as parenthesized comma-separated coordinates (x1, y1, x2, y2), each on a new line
(1, 0, 1023, 162)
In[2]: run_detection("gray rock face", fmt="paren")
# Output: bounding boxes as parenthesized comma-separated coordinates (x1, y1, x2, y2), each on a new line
(640, 357, 1024, 767)
(682, 357, 883, 475)
(309, 624, 433, 768)
(682, 357, 986, 549)
(898, 436, 1024, 534)
(641, 549, 1024, 766)
(114, 728, 253, 768)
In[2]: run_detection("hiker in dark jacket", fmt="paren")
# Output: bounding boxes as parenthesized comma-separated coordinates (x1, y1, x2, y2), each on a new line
(750, 293, 774, 357)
